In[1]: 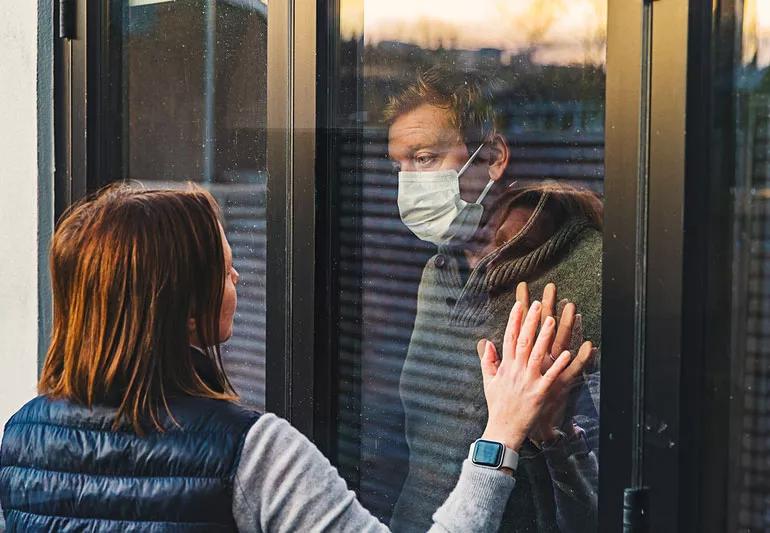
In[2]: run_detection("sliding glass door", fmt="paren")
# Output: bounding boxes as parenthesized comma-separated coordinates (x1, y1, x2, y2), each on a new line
(56, 0, 270, 409)
(320, 3, 607, 530)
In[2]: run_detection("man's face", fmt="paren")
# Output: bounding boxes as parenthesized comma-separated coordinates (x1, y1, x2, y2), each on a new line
(388, 103, 488, 201)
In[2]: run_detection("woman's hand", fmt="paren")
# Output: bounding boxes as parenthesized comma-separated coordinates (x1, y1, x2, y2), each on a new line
(515, 282, 596, 445)
(476, 299, 572, 452)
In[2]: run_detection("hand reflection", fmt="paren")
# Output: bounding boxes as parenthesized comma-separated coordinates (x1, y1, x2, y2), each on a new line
(514, 282, 596, 446)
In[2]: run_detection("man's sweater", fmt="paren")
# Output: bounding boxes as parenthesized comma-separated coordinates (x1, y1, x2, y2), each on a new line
(232, 413, 516, 532)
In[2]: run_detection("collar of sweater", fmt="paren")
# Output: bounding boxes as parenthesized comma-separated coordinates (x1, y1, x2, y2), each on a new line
(438, 193, 591, 326)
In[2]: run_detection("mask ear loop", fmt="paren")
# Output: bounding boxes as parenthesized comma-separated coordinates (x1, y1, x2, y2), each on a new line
(476, 178, 495, 205)
(457, 143, 486, 177)
(457, 143, 495, 204)
(456, 143, 496, 205)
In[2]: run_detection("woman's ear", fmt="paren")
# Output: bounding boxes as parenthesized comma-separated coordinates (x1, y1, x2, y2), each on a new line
(487, 132, 510, 182)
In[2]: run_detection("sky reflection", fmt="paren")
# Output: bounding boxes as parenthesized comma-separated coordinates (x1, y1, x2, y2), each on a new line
(342, 0, 606, 66)
(744, 0, 770, 68)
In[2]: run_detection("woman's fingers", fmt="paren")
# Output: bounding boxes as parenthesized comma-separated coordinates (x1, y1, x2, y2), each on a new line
(514, 300, 542, 366)
(541, 283, 556, 325)
(476, 338, 486, 359)
(476, 338, 501, 370)
(529, 315, 556, 371)
(501, 301, 524, 368)
(542, 350, 571, 385)
(478, 340, 499, 388)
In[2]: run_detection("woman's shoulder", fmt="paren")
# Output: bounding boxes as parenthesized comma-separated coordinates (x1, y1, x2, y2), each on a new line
(3, 395, 50, 429)
(3, 395, 262, 436)
(164, 396, 262, 434)
(2, 395, 112, 431)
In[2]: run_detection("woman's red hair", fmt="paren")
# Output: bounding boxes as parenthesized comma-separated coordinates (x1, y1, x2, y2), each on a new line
(39, 183, 236, 433)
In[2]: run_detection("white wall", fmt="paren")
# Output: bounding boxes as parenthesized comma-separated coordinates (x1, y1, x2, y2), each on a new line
(0, 1, 42, 430)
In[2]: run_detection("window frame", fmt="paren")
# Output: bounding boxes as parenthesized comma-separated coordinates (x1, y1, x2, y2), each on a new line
(599, 0, 649, 528)
(54, 0, 123, 222)
(264, 0, 320, 438)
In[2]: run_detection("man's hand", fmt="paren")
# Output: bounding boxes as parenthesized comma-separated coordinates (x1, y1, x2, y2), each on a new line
(476, 300, 573, 452)
(514, 282, 596, 445)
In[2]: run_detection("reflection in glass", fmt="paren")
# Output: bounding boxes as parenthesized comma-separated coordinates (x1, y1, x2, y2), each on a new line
(332, 1, 605, 530)
(123, 0, 268, 409)
(727, 1, 770, 529)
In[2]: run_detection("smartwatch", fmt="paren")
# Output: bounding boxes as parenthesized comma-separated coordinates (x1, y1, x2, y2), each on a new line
(468, 439, 519, 471)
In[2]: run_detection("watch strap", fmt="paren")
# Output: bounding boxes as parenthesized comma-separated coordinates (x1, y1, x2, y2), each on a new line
(500, 446, 519, 470)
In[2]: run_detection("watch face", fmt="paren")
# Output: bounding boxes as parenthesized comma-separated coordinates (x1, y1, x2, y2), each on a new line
(472, 440, 504, 468)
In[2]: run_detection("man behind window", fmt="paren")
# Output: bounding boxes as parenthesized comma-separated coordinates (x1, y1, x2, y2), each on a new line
(386, 66, 602, 532)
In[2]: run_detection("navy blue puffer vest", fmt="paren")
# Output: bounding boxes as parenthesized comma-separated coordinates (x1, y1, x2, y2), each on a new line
(0, 394, 260, 532)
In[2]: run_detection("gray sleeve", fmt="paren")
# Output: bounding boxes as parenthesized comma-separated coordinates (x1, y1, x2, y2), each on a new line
(231, 413, 516, 533)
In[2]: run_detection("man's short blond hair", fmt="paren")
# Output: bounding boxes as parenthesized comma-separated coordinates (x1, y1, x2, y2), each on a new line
(383, 65, 500, 145)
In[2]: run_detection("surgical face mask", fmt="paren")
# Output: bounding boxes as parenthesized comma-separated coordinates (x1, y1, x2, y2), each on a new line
(398, 144, 495, 245)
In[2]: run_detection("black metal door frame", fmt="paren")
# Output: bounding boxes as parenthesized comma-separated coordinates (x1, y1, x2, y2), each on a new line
(54, 0, 123, 222)
(674, 1, 739, 531)
(643, 0, 690, 529)
(53, 0, 323, 438)
(603, 1, 738, 531)
(600, 0, 650, 529)
(264, 0, 318, 437)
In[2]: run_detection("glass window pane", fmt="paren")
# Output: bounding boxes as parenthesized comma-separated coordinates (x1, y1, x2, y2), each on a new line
(726, 1, 770, 529)
(123, 0, 268, 409)
(331, 1, 605, 529)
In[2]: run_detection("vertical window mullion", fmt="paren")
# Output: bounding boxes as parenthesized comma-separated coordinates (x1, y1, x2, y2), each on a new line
(266, 0, 318, 437)
(600, 0, 648, 530)
(644, 1, 690, 530)
(266, 0, 292, 420)
(289, 0, 318, 438)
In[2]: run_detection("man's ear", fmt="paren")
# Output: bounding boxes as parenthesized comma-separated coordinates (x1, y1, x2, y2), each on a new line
(187, 318, 197, 334)
(487, 132, 510, 182)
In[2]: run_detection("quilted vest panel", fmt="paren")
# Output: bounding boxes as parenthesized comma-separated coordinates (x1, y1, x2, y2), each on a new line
(0, 395, 260, 532)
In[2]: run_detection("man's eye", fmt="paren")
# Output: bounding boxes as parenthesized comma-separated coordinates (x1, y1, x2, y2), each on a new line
(414, 154, 436, 167)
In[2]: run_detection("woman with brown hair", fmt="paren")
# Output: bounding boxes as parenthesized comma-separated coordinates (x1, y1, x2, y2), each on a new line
(0, 183, 592, 532)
